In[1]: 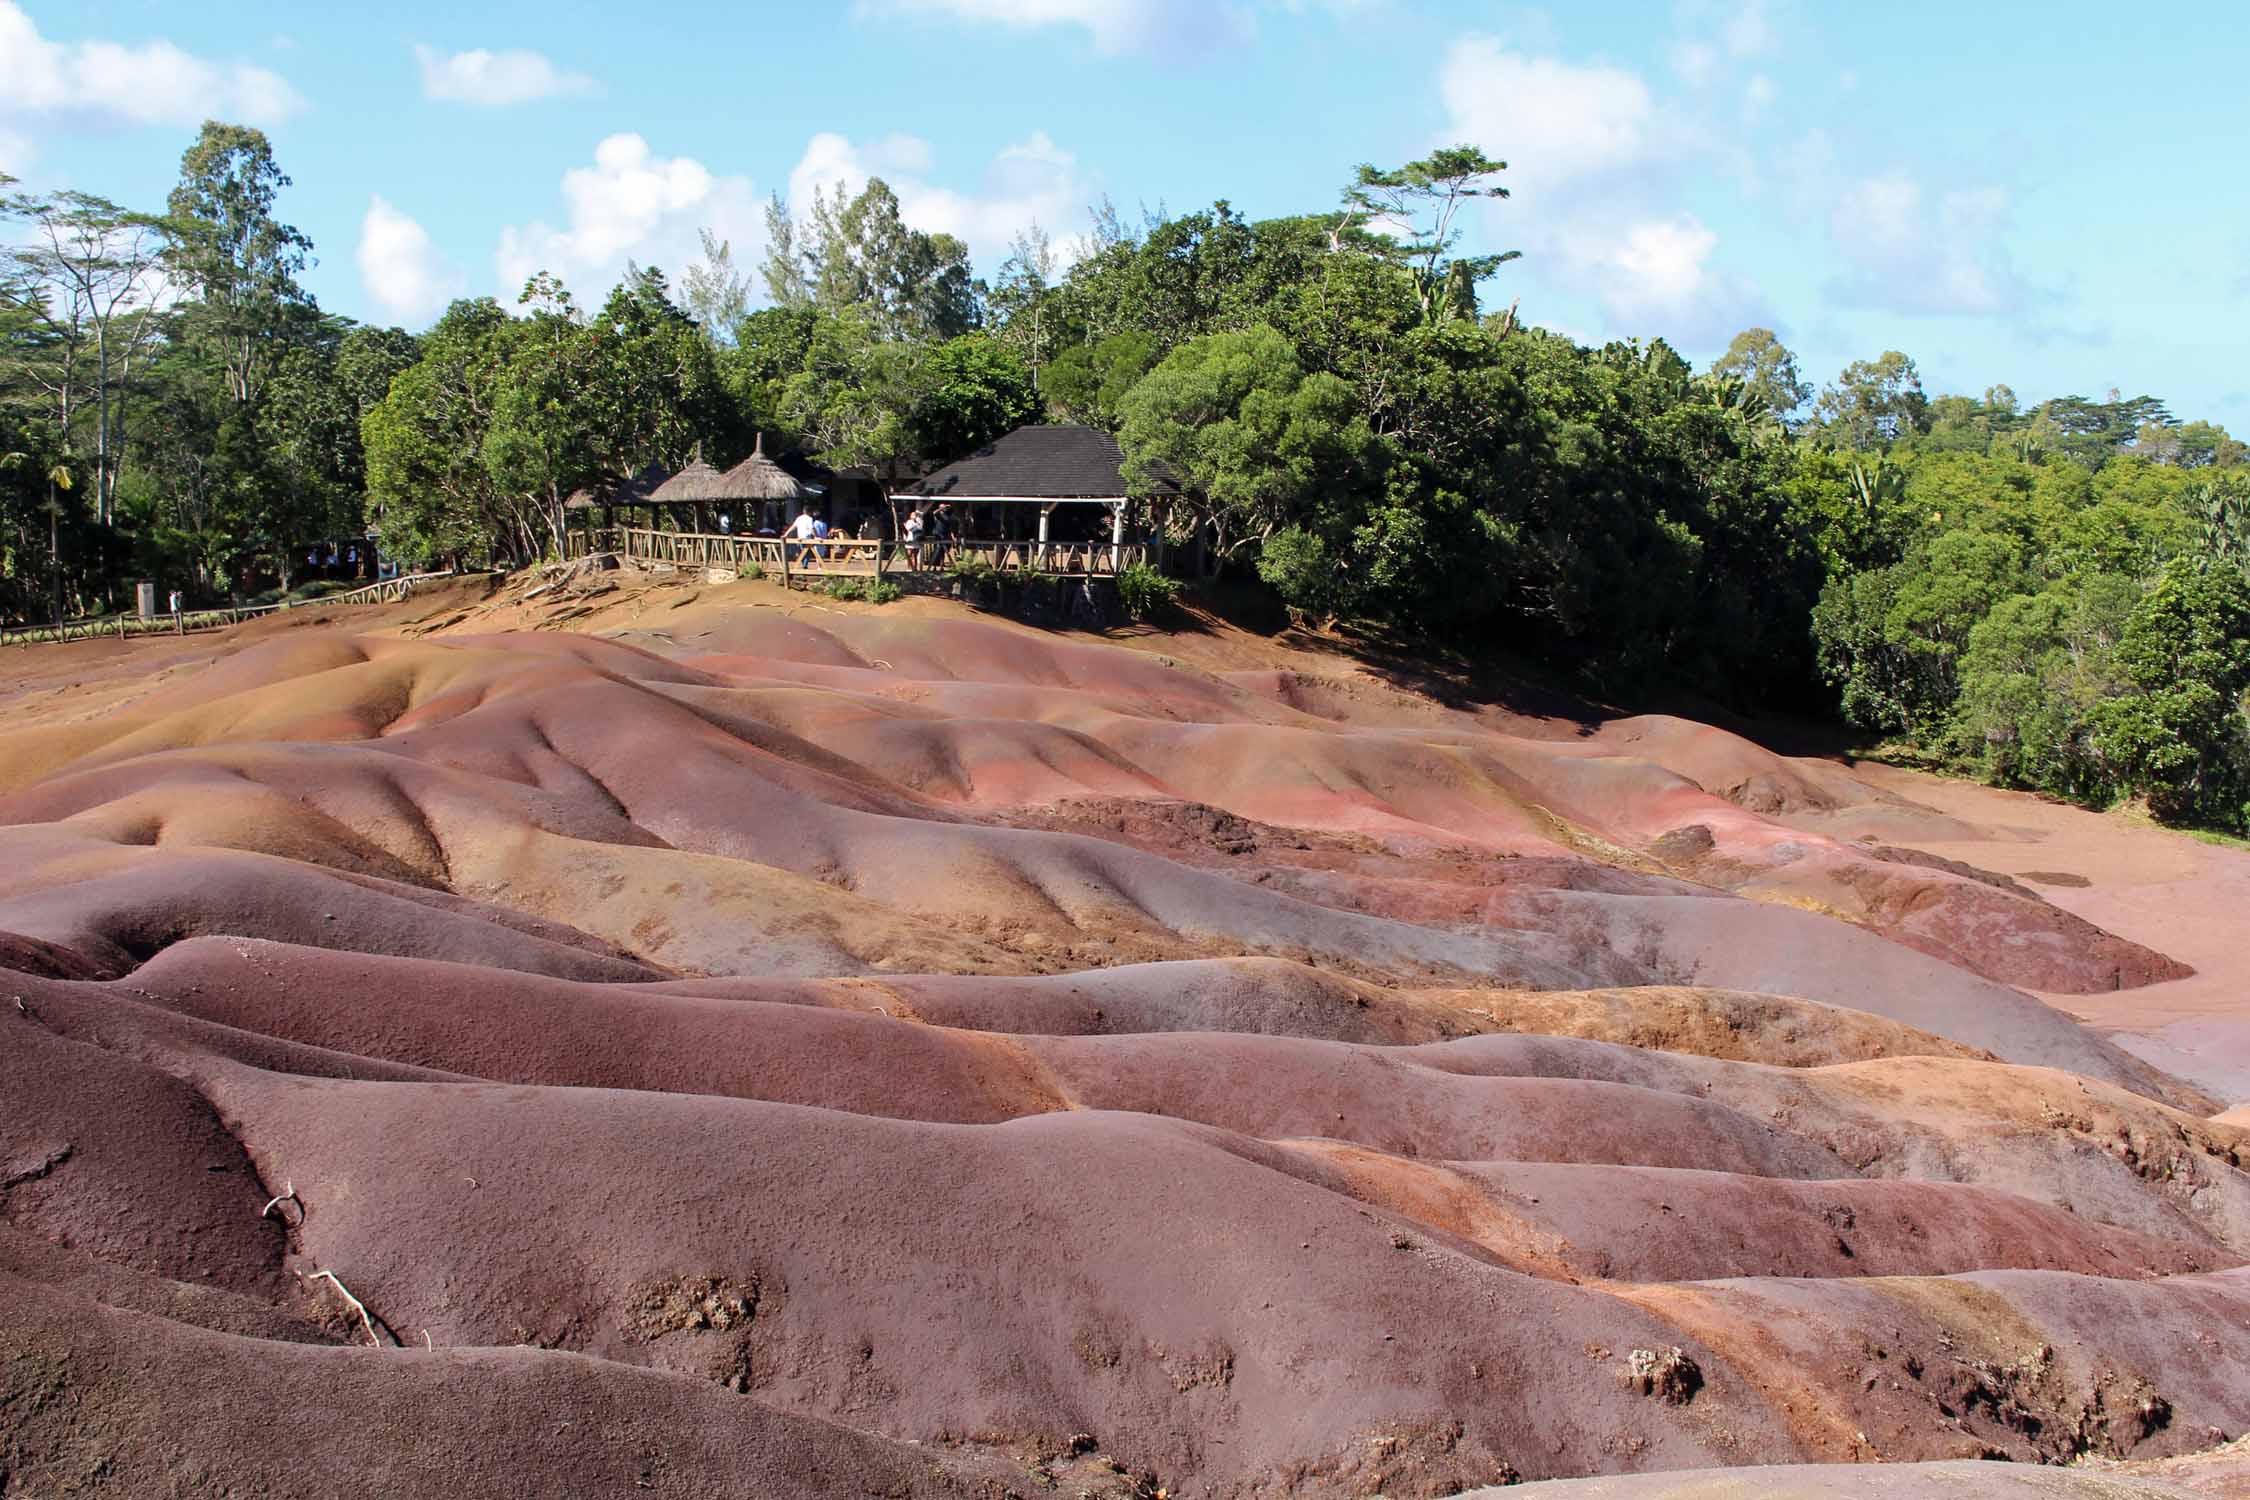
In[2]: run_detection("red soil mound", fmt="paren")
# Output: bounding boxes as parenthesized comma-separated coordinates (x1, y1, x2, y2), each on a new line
(2, 585, 2243, 1496)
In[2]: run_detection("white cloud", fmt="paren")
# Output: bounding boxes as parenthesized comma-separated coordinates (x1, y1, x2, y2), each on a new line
(1437, 36, 1655, 201)
(1826, 170, 2024, 316)
(495, 134, 764, 300)
(357, 196, 465, 326)
(1436, 34, 1771, 348)
(1559, 212, 1771, 345)
(856, 0, 1293, 55)
(785, 129, 1094, 267)
(1604, 217, 1719, 311)
(413, 44, 597, 106)
(0, 1, 305, 128)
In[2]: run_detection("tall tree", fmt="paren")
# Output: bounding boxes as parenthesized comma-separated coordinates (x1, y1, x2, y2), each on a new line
(987, 223, 1058, 376)
(776, 178, 980, 341)
(681, 228, 751, 346)
(363, 298, 511, 567)
(1709, 328, 1811, 422)
(163, 122, 314, 411)
(1813, 351, 1928, 449)
(1, 185, 168, 526)
(1338, 145, 1519, 324)
(760, 192, 811, 308)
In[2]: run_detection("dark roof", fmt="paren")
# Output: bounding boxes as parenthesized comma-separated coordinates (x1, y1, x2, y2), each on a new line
(907, 424, 1178, 501)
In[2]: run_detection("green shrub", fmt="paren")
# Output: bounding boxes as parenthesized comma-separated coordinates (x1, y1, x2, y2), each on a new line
(865, 580, 903, 605)
(822, 578, 867, 602)
(1116, 561, 1181, 620)
(948, 554, 996, 586)
(739, 562, 766, 581)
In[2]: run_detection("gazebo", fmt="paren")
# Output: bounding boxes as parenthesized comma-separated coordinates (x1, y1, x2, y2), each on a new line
(564, 460, 671, 542)
(905, 424, 1177, 547)
(715, 435, 818, 535)
(640, 437, 821, 536)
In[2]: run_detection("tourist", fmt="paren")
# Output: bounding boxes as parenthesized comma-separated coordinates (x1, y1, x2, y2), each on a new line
(929, 503, 952, 565)
(788, 506, 819, 563)
(904, 505, 926, 567)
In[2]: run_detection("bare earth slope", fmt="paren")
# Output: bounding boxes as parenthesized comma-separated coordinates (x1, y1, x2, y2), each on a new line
(4, 572, 2247, 1498)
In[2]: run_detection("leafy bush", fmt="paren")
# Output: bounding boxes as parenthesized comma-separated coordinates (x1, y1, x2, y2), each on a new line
(947, 554, 995, 586)
(1116, 561, 1181, 620)
(865, 580, 903, 605)
(822, 578, 867, 601)
(739, 562, 766, 581)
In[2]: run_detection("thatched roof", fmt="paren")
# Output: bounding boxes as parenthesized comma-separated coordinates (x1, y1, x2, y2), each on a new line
(647, 452, 732, 504)
(715, 434, 814, 503)
(565, 460, 672, 510)
(907, 424, 1177, 501)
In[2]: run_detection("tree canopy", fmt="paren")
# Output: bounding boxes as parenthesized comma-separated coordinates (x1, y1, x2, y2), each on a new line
(7, 121, 2246, 834)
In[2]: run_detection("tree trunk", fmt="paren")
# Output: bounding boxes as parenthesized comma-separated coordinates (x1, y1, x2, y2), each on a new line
(48, 487, 62, 625)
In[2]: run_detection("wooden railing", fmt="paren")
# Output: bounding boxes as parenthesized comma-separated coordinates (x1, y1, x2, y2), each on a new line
(580, 527, 1150, 579)
(0, 571, 458, 649)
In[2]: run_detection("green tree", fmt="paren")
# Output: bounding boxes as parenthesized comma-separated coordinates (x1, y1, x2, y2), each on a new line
(2090, 560, 2250, 827)
(912, 334, 1037, 464)
(363, 298, 511, 566)
(1037, 331, 1157, 427)
(1, 186, 168, 526)
(1950, 577, 2136, 801)
(1338, 145, 1519, 324)
(774, 178, 980, 341)
(1116, 323, 1380, 594)
(482, 274, 602, 560)
(680, 228, 751, 346)
(163, 122, 313, 411)
(1813, 351, 1928, 449)
(1709, 328, 1811, 423)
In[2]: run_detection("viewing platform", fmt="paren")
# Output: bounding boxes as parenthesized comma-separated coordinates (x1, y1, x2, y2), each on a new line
(569, 526, 1153, 579)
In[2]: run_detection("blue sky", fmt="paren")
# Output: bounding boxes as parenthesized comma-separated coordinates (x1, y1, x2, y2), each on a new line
(7, 0, 2247, 428)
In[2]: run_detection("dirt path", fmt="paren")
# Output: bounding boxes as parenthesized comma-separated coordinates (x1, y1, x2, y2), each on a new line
(1836, 761, 2250, 1107)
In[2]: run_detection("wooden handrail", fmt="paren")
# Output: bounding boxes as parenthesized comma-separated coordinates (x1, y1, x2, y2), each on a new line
(0, 570, 458, 649)
(591, 527, 1151, 579)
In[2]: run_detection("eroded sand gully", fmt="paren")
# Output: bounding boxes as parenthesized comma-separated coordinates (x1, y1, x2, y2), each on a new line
(3, 572, 2248, 1498)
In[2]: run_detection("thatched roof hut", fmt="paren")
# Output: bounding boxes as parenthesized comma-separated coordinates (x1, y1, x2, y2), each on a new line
(565, 460, 672, 511)
(647, 450, 732, 504)
(714, 434, 814, 505)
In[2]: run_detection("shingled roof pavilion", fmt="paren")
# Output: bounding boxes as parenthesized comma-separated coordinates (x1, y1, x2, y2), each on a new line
(907, 424, 1175, 543)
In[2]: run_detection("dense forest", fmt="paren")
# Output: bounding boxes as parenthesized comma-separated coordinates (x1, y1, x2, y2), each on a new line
(6, 124, 2248, 831)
